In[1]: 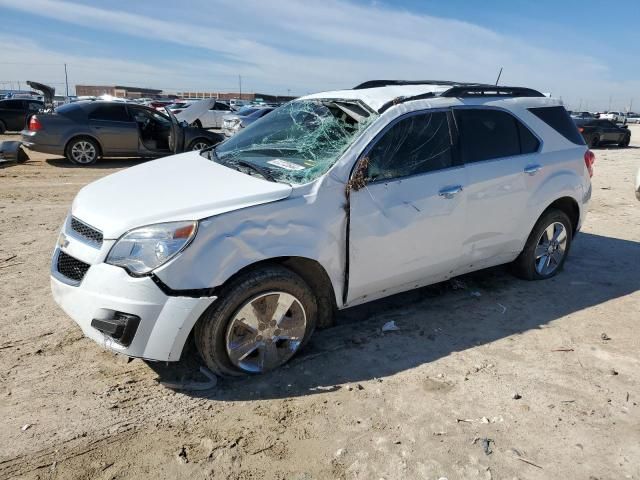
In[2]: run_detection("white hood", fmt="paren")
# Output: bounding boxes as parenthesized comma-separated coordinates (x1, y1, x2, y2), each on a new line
(175, 99, 215, 124)
(72, 152, 292, 239)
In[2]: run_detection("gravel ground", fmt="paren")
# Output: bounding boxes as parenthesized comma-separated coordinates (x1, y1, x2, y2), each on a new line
(0, 128, 639, 480)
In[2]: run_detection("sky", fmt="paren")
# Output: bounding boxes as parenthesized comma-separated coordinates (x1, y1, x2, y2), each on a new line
(0, 0, 638, 111)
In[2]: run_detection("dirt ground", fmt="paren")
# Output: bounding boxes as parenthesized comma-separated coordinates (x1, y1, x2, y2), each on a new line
(1, 127, 639, 480)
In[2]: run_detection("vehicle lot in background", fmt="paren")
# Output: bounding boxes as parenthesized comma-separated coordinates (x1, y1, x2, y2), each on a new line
(20, 101, 223, 165)
(575, 118, 631, 148)
(0, 127, 638, 478)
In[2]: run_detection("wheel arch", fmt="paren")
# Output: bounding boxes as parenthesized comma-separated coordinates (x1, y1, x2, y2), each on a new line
(64, 134, 104, 157)
(541, 196, 580, 235)
(209, 256, 337, 328)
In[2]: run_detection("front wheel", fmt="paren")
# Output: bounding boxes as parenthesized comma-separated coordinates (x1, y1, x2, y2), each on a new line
(589, 135, 599, 148)
(65, 137, 99, 166)
(512, 209, 573, 280)
(194, 265, 318, 376)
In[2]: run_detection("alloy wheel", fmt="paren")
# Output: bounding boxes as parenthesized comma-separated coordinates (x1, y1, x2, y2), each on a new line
(534, 222, 567, 275)
(225, 291, 307, 373)
(70, 141, 97, 164)
(191, 141, 209, 151)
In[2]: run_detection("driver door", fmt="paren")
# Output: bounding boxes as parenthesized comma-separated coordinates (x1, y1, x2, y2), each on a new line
(347, 110, 467, 304)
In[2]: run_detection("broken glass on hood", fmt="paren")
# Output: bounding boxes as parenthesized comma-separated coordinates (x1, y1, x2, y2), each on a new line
(205, 99, 377, 184)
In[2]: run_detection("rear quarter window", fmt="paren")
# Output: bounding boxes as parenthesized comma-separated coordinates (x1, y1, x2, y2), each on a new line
(528, 106, 585, 145)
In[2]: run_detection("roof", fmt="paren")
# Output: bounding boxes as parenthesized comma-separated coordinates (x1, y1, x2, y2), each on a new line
(300, 81, 547, 113)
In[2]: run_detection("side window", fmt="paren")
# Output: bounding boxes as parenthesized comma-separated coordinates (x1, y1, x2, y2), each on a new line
(215, 102, 231, 111)
(455, 109, 520, 163)
(2, 100, 25, 110)
(528, 106, 584, 145)
(517, 122, 540, 154)
(88, 104, 130, 122)
(28, 102, 42, 111)
(366, 111, 453, 182)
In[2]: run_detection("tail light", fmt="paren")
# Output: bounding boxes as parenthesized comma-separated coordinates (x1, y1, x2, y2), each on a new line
(578, 127, 584, 133)
(28, 116, 42, 131)
(584, 150, 595, 177)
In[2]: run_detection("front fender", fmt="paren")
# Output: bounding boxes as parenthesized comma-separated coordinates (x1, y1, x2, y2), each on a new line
(154, 180, 346, 306)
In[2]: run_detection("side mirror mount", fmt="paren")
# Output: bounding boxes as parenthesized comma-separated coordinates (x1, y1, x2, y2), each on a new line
(346, 156, 370, 194)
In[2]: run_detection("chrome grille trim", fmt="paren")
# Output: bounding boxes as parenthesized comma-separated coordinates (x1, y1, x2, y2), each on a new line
(69, 217, 103, 247)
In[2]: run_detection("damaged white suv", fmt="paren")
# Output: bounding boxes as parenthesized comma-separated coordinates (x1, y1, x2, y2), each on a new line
(51, 80, 594, 375)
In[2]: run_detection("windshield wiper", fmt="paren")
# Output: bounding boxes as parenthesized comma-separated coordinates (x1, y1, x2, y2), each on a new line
(235, 160, 277, 182)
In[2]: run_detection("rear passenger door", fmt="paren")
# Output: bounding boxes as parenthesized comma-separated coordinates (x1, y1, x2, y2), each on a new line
(87, 104, 138, 154)
(454, 108, 540, 266)
(348, 110, 467, 303)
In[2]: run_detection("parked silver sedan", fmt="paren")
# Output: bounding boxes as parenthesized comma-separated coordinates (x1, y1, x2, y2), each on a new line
(221, 107, 274, 137)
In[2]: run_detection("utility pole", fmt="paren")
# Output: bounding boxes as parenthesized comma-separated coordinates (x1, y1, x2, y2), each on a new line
(238, 75, 242, 100)
(629, 98, 633, 113)
(608, 95, 612, 112)
(64, 63, 69, 97)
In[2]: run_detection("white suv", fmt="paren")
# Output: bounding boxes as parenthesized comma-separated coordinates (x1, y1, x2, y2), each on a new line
(51, 80, 594, 375)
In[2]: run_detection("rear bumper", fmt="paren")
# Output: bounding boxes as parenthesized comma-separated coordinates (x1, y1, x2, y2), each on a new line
(20, 130, 64, 155)
(51, 252, 216, 361)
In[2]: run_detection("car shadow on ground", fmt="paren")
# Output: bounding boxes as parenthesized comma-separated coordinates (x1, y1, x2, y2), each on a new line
(45, 157, 154, 169)
(147, 231, 640, 401)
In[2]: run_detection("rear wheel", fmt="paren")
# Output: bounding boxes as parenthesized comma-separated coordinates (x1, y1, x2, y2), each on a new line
(190, 119, 202, 128)
(0, 120, 6, 134)
(194, 265, 318, 376)
(188, 139, 212, 151)
(589, 135, 599, 148)
(65, 137, 99, 166)
(619, 134, 630, 148)
(512, 209, 573, 280)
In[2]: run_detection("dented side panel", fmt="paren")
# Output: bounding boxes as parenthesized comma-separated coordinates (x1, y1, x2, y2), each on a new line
(153, 176, 348, 306)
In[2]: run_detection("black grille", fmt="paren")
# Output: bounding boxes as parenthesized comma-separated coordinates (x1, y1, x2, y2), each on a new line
(57, 251, 90, 283)
(70, 217, 103, 247)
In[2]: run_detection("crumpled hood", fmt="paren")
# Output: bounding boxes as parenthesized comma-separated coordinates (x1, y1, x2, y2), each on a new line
(72, 152, 292, 239)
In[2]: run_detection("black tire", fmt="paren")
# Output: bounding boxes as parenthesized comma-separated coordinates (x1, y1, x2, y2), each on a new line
(512, 209, 573, 281)
(187, 138, 213, 151)
(194, 265, 318, 376)
(589, 135, 599, 148)
(0, 120, 6, 134)
(191, 119, 202, 128)
(619, 134, 630, 148)
(65, 137, 100, 166)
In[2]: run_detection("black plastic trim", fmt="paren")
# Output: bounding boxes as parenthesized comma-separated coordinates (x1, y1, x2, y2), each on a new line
(150, 274, 217, 298)
(441, 86, 544, 98)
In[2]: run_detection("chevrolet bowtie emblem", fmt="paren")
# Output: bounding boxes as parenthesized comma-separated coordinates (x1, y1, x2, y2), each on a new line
(57, 232, 69, 249)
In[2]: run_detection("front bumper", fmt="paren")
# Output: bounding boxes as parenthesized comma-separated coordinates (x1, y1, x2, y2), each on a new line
(50, 216, 216, 361)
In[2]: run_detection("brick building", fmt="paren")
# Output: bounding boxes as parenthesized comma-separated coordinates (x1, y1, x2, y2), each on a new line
(75, 85, 163, 99)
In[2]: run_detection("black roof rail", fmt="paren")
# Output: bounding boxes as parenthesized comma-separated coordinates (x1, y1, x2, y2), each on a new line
(378, 92, 437, 114)
(354, 80, 477, 90)
(440, 85, 544, 98)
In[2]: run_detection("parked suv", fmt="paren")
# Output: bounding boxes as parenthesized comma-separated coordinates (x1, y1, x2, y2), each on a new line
(0, 98, 44, 133)
(50, 81, 593, 375)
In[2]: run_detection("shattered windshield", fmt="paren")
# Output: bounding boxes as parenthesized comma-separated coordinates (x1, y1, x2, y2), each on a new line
(204, 99, 377, 184)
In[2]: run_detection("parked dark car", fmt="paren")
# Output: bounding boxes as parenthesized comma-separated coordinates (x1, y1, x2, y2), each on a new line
(0, 98, 44, 133)
(574, 118, 631, 148)
(21, 101, 224, 165)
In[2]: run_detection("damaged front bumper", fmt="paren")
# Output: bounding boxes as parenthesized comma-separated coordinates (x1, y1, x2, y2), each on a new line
(50, 222, 217, 361)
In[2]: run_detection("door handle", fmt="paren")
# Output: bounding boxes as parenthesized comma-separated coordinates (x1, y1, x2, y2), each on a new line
(438, 185, 463, 199)
(524, 164, 542, 175)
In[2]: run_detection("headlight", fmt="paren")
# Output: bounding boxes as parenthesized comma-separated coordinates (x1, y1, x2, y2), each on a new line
(106, 221, 197, 275)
